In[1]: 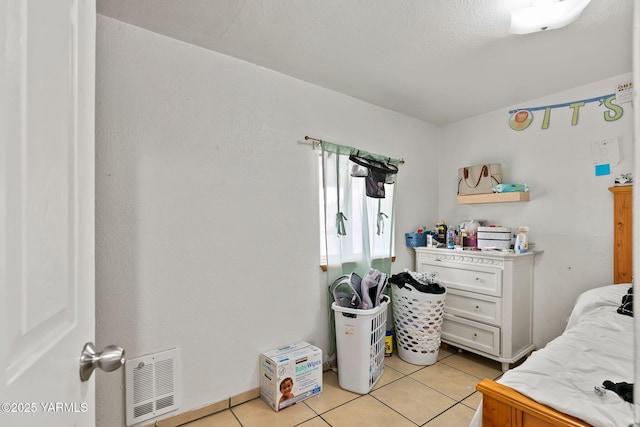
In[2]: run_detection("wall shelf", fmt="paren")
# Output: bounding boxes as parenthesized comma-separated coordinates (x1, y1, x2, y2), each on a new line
(457, 192, 530, 204)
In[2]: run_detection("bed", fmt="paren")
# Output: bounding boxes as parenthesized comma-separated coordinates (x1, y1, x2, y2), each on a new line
(471, 283, 634, 426)
(471, 187, 635, 427)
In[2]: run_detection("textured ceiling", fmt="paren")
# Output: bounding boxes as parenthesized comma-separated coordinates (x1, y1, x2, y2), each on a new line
(97, 0, 634, 125)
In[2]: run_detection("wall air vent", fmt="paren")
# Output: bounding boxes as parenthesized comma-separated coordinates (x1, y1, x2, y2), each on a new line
(125, 348, 181, 426)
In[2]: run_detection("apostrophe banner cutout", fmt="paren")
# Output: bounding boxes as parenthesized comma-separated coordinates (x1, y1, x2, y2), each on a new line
(508, 93, 623, 131)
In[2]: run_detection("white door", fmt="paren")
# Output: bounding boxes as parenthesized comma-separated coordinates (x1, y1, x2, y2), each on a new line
(1, 0, 97, 425)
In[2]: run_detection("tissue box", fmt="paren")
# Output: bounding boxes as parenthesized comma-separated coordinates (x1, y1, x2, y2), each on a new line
(260, 341, 322, 412)
(477, 226, 511, 249)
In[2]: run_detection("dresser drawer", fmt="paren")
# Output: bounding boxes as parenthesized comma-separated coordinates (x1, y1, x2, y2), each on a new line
(441, 314, 500, 356)
(445, 289, 502, 326)
(421, 262, 502, 297)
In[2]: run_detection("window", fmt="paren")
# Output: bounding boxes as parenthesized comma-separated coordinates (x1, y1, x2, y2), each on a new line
(319, 155, 395, 269)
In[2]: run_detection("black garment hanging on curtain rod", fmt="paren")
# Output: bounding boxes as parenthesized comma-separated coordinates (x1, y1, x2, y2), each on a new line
(349, 151, 398, 199)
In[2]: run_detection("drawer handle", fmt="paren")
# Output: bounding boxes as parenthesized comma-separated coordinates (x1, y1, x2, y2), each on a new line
(472, 333, 478, 339)
(474, 305, 480, 311)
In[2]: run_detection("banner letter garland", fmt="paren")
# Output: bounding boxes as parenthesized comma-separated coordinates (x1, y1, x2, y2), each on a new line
(508, 93, 623, 131)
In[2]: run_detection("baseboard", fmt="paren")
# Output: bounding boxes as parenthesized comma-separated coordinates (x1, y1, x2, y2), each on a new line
(147, 387, 260, 427)
(230, 387, 260, 407)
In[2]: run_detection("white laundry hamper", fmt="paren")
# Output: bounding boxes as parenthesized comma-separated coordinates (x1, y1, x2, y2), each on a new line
(391, 283, 446, 365)
(332, 295, 389, 394)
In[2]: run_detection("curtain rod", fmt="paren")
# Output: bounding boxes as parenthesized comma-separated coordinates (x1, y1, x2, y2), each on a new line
(304, 135, 405, 164)
(304, 135, 322, 148)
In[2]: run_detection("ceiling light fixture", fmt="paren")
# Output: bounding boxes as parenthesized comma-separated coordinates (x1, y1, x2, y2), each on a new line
(509, 0, 592, 34)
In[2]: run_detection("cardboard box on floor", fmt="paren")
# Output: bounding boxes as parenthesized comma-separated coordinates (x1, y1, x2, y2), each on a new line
(260, 341, 322, 411)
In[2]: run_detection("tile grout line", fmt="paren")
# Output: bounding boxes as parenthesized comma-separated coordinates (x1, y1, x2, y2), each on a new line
(421, 402, 468, 426)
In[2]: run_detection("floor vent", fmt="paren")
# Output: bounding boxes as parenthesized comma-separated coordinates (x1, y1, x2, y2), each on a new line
(125, 348, 181, 426)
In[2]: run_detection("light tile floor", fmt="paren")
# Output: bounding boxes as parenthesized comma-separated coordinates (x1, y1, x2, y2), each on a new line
(183, 347, 503, 427)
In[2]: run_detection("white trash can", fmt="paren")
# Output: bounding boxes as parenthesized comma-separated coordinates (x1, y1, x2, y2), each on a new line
(391, 283, 446, 365)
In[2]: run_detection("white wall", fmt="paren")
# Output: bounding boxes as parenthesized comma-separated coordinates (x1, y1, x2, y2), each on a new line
(95, 15, 439, 426)
(439, 74, 634, 347)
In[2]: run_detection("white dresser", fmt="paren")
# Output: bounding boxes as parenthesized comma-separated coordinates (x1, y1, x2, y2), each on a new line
(414, 247, 538, 371)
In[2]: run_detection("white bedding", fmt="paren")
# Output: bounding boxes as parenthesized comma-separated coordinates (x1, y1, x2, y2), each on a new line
(470, 284, 634, 427)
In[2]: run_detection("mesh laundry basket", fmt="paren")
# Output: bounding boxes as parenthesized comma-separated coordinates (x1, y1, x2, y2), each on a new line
(391, 284, 446, 365)
(332, 295, 389, 394)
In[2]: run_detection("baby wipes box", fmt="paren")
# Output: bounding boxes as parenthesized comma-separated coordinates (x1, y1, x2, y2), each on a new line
(260, 341, 322, 412)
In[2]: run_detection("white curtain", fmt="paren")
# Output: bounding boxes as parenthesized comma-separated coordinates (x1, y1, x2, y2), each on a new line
(321, 141, 400, 357)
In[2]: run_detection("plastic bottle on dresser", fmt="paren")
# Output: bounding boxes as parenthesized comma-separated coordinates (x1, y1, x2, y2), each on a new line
(446, 228, 455, 249)
(514, 226, 529, 253)
(436, 220, 447, 244)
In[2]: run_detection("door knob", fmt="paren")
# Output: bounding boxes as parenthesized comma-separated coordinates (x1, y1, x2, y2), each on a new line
(79, 342, 125, 382)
